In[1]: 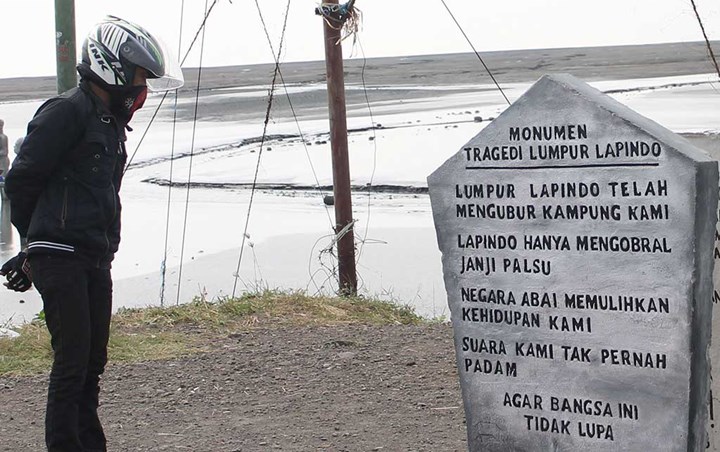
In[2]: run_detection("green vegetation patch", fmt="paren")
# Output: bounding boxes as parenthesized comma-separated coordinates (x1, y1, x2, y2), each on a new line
(114, 290, 422, 329)
(0, 321, 194, 377)
(0, 291, 422, 376)
(0, 321, 52, 376)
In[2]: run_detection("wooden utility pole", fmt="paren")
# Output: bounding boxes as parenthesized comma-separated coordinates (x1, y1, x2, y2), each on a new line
(319, 0, 358, 296)
(54, 0, 77, 94)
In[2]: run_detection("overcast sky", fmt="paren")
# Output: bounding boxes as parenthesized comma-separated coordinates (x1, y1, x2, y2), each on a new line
(0, 0, 718, 79)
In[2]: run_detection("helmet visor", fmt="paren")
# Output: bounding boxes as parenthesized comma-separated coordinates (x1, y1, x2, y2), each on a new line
(145, 36, 184, 92)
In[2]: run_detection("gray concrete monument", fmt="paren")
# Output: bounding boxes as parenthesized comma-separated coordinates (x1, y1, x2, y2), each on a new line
(678, 129, 720, 451)
(711, 193, 720, 451)
(428, 74, 718, 451)
(704, 141, 720, 451)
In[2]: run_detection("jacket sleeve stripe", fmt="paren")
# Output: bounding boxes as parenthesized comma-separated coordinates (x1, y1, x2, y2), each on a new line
(28, 241, 75, 252)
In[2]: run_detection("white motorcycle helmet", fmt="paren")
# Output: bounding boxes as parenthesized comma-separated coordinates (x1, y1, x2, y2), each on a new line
(77, 15, 184, 92)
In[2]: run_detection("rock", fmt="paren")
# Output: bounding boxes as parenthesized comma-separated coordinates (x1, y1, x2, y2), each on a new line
(0, 328, 19, 338)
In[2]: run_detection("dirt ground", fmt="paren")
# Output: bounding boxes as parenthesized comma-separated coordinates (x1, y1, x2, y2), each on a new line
(3, 41, 718, 452)
(0, 323, 468, 452)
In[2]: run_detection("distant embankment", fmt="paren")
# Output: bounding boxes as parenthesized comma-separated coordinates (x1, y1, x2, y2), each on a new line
(1, 41, 718, 103)
(141, 177, 429, 195)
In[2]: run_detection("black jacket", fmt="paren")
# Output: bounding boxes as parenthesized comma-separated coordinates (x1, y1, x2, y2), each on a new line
(5, 82, 128, 268)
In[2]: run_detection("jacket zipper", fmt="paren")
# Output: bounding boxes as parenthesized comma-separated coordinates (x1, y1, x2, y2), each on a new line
(100, 137, 122, 266)
(97, 121, 124, 268)
(60, 178, 68, 229)
(107, 184, 117, 241)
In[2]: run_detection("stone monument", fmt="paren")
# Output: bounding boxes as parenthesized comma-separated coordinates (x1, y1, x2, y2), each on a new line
(428, 74, 718, 451)
(711, 193, 720, 451)
(705, 145, 720, 451)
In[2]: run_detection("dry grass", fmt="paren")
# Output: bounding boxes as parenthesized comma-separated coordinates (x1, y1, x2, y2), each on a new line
(0, 290, 422, 376)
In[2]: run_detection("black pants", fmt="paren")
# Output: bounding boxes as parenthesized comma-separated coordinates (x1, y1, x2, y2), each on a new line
(30, 254, 113, 452)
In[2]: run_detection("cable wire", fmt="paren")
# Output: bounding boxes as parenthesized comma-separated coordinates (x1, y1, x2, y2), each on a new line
(231, 0, 292, 298)
(176, 0, 210, 305)
(179, 0, 225, 67)
(275, 70, 335, 228)
(254, 6, 335, 230)
(439, 0, 510, 105)
(159, 0, 186, 307)
(124, 0, 226, 172)
(354, 37, 378, 271)
(123, 91, 170, 174)
(689, 0, 720, 79)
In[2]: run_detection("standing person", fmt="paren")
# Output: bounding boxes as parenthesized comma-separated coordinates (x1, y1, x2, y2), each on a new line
(0, 16, 183, 452)
(0, 119, 9, 176)
(0, 119, 9, 201)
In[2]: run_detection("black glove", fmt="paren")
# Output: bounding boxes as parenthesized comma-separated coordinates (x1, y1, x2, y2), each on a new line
(0, 252, 32, 292)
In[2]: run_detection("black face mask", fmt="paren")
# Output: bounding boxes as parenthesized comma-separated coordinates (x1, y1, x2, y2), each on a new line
(109, 85, 147, 124)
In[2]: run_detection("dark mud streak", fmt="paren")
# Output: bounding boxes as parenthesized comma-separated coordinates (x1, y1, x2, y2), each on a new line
(141, 177, 429, 195)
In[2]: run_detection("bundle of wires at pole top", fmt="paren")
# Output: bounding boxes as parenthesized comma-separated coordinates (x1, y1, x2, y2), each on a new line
(315, 0, 362, 43)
